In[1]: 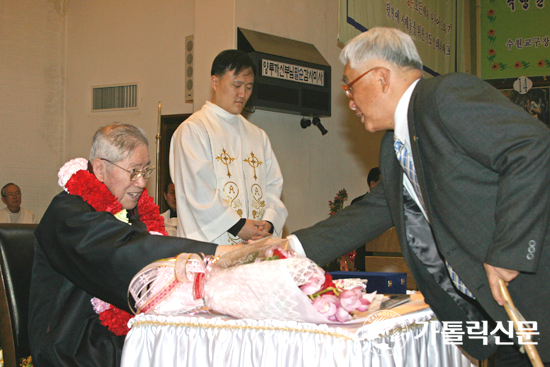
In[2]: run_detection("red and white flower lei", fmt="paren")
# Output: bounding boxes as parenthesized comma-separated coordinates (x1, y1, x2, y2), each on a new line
(58, 158, 167, 335)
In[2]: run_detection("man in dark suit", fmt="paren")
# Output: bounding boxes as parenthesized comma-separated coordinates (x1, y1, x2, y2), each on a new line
(350, 167, 381, 206)
(289, 27, 550, 366)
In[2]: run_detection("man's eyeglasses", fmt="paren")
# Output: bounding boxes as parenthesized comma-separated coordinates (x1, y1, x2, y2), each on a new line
(341, 66, 384, 100)
(101, 158, 155, 181)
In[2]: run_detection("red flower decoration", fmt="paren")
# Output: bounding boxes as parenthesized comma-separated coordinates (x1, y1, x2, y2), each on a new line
(538, 60, 545, 67)
(329, 189, 348, 216)
(321, 273, 335, 289)
(66, 170, 123, 214)
(316, 273, 336, 296)
(492, 63, 499, 70)
(488, 48, 495, 56)
(137, 188, 168, 235)
(487, 9, 495, 16)
(272, 248, 288, 259)
(98, 306, 133, 336)
(514, 61, 521, 69)
(64, 163, 168, 335)
(488, 29, 495, 36)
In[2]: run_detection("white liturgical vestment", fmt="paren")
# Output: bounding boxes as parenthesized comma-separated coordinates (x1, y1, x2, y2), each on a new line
(170, 102, 288, 245)
(160, 209, 178, 237)
(0, 207, 38, 224)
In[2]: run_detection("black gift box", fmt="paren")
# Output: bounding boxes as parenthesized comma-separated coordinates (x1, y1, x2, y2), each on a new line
(330, 271, 407, 294)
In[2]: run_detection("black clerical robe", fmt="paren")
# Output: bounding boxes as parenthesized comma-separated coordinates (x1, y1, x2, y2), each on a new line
(28, 191, 217, 367)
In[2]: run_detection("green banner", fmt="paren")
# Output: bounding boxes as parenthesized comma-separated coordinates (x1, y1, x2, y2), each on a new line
(480, 0, 550, 80)
(338, 0, 457, 76)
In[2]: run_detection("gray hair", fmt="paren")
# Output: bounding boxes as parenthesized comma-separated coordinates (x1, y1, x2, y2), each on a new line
(1, 183, 19, 197)
(340, 27, 423, 70)
(89, 123, 149, 163)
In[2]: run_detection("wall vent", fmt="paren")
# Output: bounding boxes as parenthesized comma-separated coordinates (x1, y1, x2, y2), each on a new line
(92, 84, 138, 111)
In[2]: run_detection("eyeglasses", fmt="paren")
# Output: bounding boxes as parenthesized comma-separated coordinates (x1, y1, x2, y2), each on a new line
(341, 66, 384, 100)
(101, 158, 155, 181)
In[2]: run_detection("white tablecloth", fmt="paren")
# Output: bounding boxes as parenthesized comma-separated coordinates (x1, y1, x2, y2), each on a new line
(121, 307, 477, 367)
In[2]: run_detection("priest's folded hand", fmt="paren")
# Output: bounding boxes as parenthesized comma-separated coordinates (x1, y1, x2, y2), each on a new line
(237, 219, 271, 240)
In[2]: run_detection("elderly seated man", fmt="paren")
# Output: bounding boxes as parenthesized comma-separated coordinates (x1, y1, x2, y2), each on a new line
(0, 183, 39, 223)
(28, 123, 239, 367)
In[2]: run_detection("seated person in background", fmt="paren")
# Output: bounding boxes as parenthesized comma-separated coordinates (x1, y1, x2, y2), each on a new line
(0, 183, 39, 224)
(350, 167, 381, 205)
(28, 123, 238, 367)
(351, 167, 381, 271)
(170, 49, 288, 245)
(161, 181, 178, 236)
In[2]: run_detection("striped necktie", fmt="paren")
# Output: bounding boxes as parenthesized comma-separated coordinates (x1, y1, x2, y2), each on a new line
(393, 138, 425, 209)
(393, 136, 475, 299)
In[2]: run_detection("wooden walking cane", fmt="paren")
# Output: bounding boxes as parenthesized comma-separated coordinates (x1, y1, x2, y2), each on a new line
(498, 279, 543, 367)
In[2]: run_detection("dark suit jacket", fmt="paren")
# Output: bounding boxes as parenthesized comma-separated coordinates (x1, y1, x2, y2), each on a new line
(295, 73, 550, 361)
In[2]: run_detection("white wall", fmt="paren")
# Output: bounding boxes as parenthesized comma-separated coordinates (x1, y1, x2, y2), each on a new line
(193, 0, 236, 107)
(64, 0, 195, 165)
(234, 0, 383, 233)
(2, 0, 382, 231)
(0, 0, 67, 219)
(63, 0, 382, 234)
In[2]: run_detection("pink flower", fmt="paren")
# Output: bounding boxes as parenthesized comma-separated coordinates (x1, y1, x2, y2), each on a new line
(300, 267, 326, 295)
(58, 158, 88, 191)
(303, 264, 374, 322)
(339, 288, 364, 312)
(312, 294, 338, 318)
(91, 297, 111, 314)
(334, 305, 352, 322)
(356, 296, 371, 312)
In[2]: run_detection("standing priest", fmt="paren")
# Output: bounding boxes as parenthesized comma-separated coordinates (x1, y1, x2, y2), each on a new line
(170, 49, 288, 245)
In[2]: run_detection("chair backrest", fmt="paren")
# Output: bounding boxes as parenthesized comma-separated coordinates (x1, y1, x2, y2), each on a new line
(0, 223, 37, 367)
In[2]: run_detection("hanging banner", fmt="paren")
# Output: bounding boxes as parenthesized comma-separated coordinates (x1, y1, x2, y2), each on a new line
(480, 0, 549, 80)
(338, 0, 457, 76)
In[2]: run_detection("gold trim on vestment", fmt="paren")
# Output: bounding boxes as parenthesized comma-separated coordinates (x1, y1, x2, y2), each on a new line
(244, 151, 263, 180)
(216, 148, 235, 178)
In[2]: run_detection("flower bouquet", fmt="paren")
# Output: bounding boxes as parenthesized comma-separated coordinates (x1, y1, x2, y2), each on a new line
(128, 237, 376, 324)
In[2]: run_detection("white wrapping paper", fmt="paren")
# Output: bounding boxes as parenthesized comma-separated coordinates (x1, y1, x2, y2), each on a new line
(128, 237, 373, 324)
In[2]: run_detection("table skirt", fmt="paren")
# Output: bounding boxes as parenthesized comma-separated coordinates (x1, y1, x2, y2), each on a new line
(121, 309, 476, 367)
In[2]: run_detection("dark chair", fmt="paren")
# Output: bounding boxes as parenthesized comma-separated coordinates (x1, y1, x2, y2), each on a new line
(0, 223, 37, 367)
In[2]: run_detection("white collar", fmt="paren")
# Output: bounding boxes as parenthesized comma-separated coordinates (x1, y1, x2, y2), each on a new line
(393, 78, 421, 147)
(205, 101, 240, 123)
